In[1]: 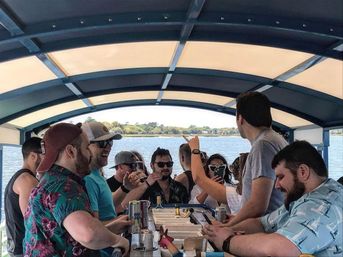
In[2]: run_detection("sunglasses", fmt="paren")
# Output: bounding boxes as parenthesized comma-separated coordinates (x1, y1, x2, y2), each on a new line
(136, 161, 145, 170)
(208, 164, 227, 172)
(155, 161, 173, 168)
(92, 139, 113, 148)
(124, 162, 137, 170)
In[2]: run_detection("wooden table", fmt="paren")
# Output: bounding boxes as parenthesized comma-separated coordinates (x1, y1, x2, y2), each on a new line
(129, 206, 232, 257)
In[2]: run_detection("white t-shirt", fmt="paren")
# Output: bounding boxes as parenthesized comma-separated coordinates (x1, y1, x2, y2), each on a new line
(226, 186, 242, 214)
(189, 184, 231, 213)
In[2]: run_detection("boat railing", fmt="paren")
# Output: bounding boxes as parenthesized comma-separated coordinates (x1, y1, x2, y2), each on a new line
(0, 220, 8, 257)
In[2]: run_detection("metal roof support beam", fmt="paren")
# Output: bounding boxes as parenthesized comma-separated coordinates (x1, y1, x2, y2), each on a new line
(322, 129, 330, 168)
(36, 53, 93, 107)
(0, 4, 92, 108)
(0, 3, 23, 35)
(0, 144, 3, 221)
(263, 40, 343, 88)
(224, 39, 343, 108)
(157, 0, 206, 103)
(0, 3, 40, 53)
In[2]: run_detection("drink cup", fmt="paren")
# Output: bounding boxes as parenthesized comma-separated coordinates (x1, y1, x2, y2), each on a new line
(142, 230, 154, 251)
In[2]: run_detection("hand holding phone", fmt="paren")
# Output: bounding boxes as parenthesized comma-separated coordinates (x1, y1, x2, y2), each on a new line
(214, 166, 226, 180)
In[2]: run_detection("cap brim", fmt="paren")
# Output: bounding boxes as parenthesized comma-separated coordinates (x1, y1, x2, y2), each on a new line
(36, 151, 58, 173)
(91, 133, 122, 142)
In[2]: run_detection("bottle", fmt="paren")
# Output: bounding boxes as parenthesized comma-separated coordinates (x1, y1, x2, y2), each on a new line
(111, 248, 122, 257)
(175, 204, 180, 216)
(156, 195, 163, 208)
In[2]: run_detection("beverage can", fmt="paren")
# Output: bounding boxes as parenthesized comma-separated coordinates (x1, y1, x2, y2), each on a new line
(128, 200, 141, 233)
(215, 207, 226, 223)
(142, 230, 154, 251)
(111, 248, 122, 257)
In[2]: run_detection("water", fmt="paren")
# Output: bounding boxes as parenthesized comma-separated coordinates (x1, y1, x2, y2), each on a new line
(1, 135, 342, 221)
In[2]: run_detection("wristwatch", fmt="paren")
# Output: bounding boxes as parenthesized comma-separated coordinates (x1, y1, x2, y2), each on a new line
(192, 149, 201, 154)
(222, 234, 235, 252)
(120, 184, 130, 193)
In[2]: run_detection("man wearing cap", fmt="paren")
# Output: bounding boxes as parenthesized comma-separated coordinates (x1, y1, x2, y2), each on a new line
(107, 151, 146, 212)
(82, 122, 122, 220)
(5, 137, 42, 257)
(107, 151, 144, 192)
(23, 123, 129, 257)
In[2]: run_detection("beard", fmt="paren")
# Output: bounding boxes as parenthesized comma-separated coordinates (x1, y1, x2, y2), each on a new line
(161, 175, 170, 181)
(90, 152, 108, 170)
(160, 169, 171, 181)
(284, 175, 305, 210)
(75, 148, 91, 177)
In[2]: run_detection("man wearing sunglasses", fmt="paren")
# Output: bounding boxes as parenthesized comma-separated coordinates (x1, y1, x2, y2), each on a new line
(82, 122, 132, 257)
(122, 147, 188, 206)
(107, 151, 145, 213)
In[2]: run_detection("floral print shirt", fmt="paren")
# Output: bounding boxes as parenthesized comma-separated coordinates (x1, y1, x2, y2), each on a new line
(23, 165, 100, 257)
(142, 177, 189, 204)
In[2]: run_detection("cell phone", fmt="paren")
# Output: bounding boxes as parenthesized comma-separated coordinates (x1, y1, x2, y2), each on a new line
(214, 166, 226, 180)
(202, 213, 212, 225)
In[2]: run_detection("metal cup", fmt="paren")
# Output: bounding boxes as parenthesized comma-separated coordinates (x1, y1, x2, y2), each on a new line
(142, 230, 154, 251)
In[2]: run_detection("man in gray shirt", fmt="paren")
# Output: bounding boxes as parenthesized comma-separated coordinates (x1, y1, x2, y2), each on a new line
(227, 92, 287, 226)
(189, 92, 287, 226)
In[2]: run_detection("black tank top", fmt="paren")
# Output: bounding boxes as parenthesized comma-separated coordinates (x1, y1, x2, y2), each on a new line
(184, 170, 195, 195)
(4, 168, 37, 254)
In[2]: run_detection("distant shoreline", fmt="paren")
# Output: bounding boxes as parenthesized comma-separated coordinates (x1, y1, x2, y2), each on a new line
(119, 133, 342, 138)
(122, 134, 241, 137)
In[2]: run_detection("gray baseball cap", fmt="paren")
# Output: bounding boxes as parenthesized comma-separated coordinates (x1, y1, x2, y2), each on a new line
(82, 121, 122, 142)
(111, 151, 137, 168)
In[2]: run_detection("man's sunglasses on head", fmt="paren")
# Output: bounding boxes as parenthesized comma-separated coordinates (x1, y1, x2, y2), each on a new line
(92, 139, 113, 148)
(208, 164, 227, 172)
(155, 161, 174, 168)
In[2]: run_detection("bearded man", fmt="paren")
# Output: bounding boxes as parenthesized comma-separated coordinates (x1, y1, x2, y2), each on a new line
(122, 147, 188, 206)
(202, 140, 342, 257)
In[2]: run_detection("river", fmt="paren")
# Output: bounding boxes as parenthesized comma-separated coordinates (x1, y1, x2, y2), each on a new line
(1, 135, 342, 220)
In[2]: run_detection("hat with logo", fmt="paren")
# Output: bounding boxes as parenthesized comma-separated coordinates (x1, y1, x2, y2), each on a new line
(111, 151, 137, 168)
(81, 121, 122, 142)
(37, 123, 83, 173)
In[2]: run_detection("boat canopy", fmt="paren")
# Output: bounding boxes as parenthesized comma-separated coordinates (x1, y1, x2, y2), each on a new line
(0, 0, 342, 147)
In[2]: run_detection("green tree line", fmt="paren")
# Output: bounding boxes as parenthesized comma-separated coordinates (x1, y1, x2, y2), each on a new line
(84, 117, 239, 136)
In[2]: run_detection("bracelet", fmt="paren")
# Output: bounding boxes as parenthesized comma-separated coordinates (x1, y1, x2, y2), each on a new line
(145, 180, 151, 187)
(222, 234, 235, 253)
(120, 184, 129, 193)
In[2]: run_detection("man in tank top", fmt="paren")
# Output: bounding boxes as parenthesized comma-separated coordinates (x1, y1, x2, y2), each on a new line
(4, 137, 42, 257)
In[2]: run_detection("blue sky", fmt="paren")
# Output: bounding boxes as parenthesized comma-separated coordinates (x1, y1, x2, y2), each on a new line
(65, 106, 237, 128)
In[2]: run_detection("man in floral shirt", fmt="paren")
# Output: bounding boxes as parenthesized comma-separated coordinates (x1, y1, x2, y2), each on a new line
(23, 123, 129, 257)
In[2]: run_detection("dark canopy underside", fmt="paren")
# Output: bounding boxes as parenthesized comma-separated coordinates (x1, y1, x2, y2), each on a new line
(0, 0, 342, 144)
